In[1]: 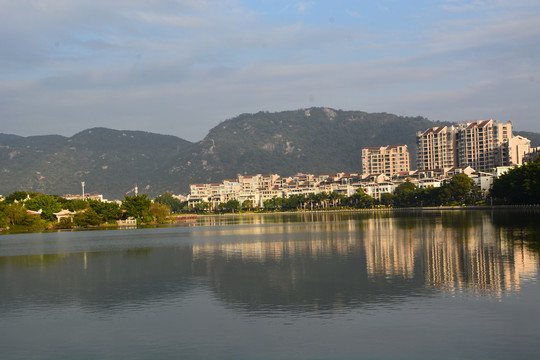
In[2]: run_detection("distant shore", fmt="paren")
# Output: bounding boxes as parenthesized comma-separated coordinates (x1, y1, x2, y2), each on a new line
(194, 204, 540, 217)
(2, 205, 539, 236)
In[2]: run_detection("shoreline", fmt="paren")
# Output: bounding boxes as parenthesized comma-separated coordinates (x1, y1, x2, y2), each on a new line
(194, 204, 540, 218)
(1, 205, 538, 235)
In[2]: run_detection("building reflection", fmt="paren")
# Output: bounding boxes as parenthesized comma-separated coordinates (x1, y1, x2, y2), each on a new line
(192, 212, 539, 297)
(1, 211, 539, 313)
(424, 212, 539, 295)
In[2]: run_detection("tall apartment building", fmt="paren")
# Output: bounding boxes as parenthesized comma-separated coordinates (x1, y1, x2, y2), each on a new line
(362, 145, 410, 176)
(417, 120, 530, 172)
(501, 135, 532, 167)
(416, 126, 457, 170)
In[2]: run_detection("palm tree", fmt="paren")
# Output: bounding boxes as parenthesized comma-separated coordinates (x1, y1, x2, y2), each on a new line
(318, 192, 330, 209)
(329, 192, 342, 207)
(307, 193, 317, 210)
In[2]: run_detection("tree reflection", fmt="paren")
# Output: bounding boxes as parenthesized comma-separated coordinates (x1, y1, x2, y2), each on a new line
(1, 210, 538, 314)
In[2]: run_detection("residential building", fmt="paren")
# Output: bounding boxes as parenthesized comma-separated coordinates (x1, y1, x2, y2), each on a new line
(362, 145, 410, 177)
(417, 120, 530, 172)
(501, 135, 531, 166)
(456, 120, 512, 171)
(63, 194, 105, 202)
(416, 126, 457, 170)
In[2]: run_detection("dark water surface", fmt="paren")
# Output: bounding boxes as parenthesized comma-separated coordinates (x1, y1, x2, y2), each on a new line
(1, 210, 540, 359)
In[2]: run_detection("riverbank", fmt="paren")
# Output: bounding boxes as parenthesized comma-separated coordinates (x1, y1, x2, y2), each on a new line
(2, 205, 538, 235)
(193, 204, 540, 218)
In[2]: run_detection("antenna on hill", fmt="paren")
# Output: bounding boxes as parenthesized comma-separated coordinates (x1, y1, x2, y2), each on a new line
(81, 181, 85, 197)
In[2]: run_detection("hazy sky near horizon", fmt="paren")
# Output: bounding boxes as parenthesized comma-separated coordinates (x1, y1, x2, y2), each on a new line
(1, 0, 539, 141)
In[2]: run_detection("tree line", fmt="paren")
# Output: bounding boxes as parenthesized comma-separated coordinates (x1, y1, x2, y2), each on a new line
(1, 159, 538, 232)
(0, 192, 182, 232)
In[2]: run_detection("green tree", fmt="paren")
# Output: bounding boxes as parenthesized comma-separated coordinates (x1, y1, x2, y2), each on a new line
(264, 196, 284, 211)
(379, 192, 394, 207)
(447, 174, 477, 204)
(223, 199, 241, 213)
(329, 192, 345, 207)
(122, 194, 151, 220)
(393, 180, 418, 207)
(4, 191, 35, 204)
(1, 202, 42, 229)
(242, 199, 254, 211)
(416, 186, 442, 207)
(89, 200, 122, 223)
(149, 202, 170, 223)
(317, 192, 330, 209)
(306, 193, 317, 210)
(491, 159, 540, 204)
(282, 195, 302, 210)
(346, 188, 374, 208)
(64, 199, 89, 211)
(194, 201, 210, 213)
(154, 192, 186, 213)
(74, 208, 101, 227)
(25, 194, 62, 222)
(3, 202, 30, 225)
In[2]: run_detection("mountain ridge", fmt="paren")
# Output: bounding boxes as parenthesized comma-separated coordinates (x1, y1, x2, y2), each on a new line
(1, 108, 538, 199)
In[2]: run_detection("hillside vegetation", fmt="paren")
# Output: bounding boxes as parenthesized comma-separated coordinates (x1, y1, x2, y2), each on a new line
(1, 108, 537, 199)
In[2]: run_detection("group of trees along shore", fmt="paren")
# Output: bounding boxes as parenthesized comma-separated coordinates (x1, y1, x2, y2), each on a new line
(0, 193, 183, 232)
(1, 159, 538, 232)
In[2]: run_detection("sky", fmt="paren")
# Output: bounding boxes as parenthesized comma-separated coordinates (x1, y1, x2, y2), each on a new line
(1, 0, 539, 142)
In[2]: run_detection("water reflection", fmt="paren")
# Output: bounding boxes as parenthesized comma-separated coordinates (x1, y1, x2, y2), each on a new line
(1, 211, 539, 315)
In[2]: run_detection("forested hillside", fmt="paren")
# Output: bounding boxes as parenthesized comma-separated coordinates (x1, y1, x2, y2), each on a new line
(1, 108, 537, 199)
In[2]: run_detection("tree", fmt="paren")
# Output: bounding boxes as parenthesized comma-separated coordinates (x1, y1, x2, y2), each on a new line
(195, 201, 210, 213)
(3, 202, 30, 225)
(491, 159, 540, 204)
(154, 192, 186, 213)
(416, 186, 443, 207)
(317, 192, 330, 209)
(149, 202, 170, 223)
(122, 194, 151, 220)
(4, 191, 35, 204)
(306, 193, 317, 210)
(329, 192, 345, 207)
(223, 199, 241, 213)
(25, 194, 62, 222)
(282, 195, 303, 210)
(242, 199, 254, 211)
(89, 200, 122, 223)
(447, 174, 477, 204)
(393, 180, 418, 207)
(264, 196, 284, 211)
(64, 199, 89, 211)
(379, 192, 394, 207)
(74, 208, 101, 227)
(346, 188, 374, 208)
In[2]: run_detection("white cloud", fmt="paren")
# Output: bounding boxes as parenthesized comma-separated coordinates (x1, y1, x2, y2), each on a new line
(296, 1, 314, 13)
(134, 12, 211, 29)
(1, 0, 539, 140)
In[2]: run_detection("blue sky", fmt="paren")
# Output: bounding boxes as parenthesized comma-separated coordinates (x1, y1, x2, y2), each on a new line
(1, 0, 539, 141)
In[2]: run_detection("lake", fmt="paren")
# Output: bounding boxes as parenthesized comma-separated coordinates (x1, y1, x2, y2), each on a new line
(1, 210, 540, 360)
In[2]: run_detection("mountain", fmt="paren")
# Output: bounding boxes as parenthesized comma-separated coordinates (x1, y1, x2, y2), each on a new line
(171, 108, 450, 185)
(1, 108, 538, 199)
(0, 128, 193, 199)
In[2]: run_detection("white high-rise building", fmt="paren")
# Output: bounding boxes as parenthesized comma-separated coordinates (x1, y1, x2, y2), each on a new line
(417, 120, 530, 172)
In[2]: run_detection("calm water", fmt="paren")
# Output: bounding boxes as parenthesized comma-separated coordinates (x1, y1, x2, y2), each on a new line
(1, 210, 540, 360)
